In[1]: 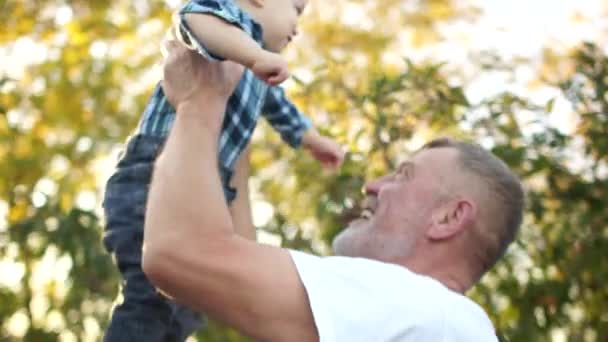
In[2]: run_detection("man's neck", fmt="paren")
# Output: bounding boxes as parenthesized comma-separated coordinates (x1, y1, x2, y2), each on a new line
(400, 253, 472, 294)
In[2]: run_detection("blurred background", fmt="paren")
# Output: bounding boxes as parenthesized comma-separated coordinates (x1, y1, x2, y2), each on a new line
(1, 0, 607, 341)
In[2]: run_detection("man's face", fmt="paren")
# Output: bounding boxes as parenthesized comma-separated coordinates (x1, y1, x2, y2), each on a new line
(332, 147, 460, 261)
(254, 0, 308, 52)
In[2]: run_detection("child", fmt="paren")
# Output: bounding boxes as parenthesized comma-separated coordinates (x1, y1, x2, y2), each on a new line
(102, 0, 344, 341)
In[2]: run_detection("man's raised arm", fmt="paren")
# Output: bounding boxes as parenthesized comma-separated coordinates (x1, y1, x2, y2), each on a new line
(141, 42, 317, 342)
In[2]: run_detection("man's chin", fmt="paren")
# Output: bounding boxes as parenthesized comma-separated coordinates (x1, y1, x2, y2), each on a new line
(346, 218, 370, 230)
(331, 239, 346, 256)
(331, 225, 362, 256)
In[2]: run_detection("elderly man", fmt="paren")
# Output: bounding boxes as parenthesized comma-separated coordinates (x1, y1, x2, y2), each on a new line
(142, 41, 524, 341)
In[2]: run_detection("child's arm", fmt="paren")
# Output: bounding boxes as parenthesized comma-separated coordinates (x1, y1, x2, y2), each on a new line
(260, 86, 312, 148)
(301, 128, 345, 170)
(178, 1, 288, 85)
(261, 87, 345, 169)
(183, 13, 262, 67)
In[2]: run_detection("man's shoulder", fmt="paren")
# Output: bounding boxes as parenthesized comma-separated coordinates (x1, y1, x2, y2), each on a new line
(288, 250, 497, 341)
(288, 251, 445, 340)
(442, 291, 498, 341)
(289, 250, 437, 287)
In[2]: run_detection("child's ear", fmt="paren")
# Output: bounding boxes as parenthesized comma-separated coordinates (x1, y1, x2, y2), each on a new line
(248, 0, 265, 8)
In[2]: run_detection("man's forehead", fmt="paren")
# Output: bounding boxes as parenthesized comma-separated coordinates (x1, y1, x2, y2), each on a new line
(399, 147, 458, 170)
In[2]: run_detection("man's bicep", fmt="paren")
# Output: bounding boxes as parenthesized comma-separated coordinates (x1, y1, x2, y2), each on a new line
(178, 237, 318, 341)
(228, 147, 256, 240)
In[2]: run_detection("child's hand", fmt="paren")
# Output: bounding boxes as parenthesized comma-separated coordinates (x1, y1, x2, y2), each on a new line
(251, 51, 289, 86)
(302, 129, 345, 171)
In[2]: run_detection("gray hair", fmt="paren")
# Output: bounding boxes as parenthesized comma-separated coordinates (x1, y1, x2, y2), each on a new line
(421, 137, 525, 277)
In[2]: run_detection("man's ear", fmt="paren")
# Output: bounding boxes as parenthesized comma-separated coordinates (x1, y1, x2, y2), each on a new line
(427, 198, 475, 241)
(248, 0, 265, 8)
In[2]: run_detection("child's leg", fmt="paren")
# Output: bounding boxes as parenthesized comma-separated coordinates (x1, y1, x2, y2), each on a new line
(169, 305, 207, 340)
(102, 134, 203, 342)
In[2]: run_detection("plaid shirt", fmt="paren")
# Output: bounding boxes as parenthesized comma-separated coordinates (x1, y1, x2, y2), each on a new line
(137, 0, 312, 200)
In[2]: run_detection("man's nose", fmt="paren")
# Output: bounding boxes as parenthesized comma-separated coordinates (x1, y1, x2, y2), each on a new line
(363, 176, 388, 195)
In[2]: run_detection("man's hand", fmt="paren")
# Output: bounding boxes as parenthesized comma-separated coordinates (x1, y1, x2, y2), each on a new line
(302, 129, 345, 170)
(162, 40, 244, 113)
(146, 41, 318, 342)
(251, 50, 289, 86)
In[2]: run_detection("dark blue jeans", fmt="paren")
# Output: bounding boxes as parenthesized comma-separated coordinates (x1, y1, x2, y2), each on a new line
(103, 134, 221, 342)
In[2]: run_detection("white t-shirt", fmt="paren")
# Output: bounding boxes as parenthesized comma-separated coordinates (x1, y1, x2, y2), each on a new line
(289, 250, 498, 342)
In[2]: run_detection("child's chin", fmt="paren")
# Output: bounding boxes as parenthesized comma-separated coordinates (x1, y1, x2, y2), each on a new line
(271, 40, 289, 52)
(265, 45, 281, 53)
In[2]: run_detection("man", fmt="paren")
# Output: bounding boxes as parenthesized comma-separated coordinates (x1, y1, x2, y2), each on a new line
(142, 41, 524, 341)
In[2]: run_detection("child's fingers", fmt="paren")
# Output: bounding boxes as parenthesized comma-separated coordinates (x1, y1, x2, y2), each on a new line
(330, 146, 345, 165)
(268, 77, 282, 86)
(338, 150, 345, 165)
(267, 77, 280, 86)
(319, 153, 342, 170)
(333, 155, 344, 168)
(267, 70, 288, 85)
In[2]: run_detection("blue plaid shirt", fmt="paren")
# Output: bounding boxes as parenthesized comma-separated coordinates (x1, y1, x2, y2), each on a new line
(137, 0, 312, 201)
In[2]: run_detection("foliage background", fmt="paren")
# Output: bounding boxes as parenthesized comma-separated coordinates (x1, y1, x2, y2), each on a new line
(1, 0, 607, 341)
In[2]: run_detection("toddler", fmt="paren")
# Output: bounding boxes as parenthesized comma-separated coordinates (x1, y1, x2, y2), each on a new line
(102, 0, 344, 341)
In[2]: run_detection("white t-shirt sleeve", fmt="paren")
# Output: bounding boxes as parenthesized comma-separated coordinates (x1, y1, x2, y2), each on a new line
(288, 250, 497, 342)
